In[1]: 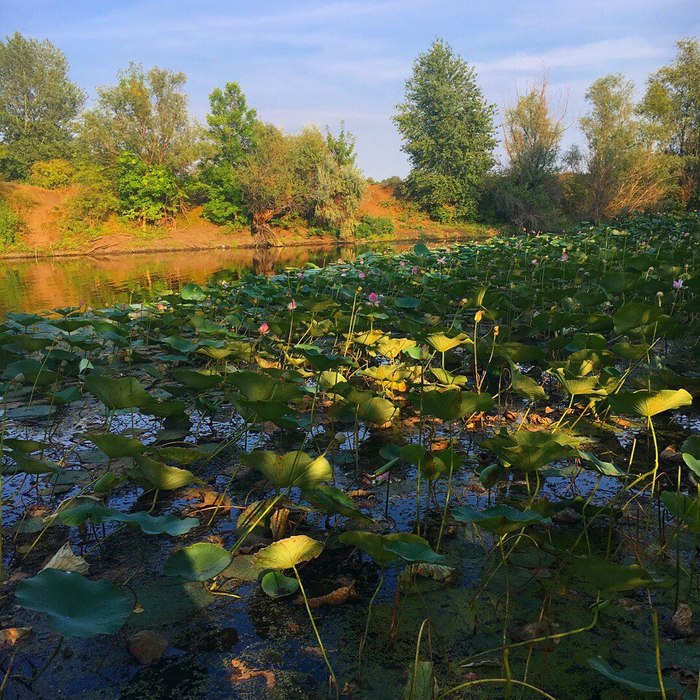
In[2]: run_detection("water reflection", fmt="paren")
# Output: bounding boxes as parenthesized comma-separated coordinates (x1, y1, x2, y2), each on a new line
(0, 242, 407, 314)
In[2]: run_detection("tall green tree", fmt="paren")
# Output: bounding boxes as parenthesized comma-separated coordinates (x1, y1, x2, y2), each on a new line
(80, 63, 200, 173)
(581, 74, 675, 222)
(200, 82, 258, 226)
(393, 39, 496, 221)
(639, 38, 700, 205)
(0, 32, 85, 179)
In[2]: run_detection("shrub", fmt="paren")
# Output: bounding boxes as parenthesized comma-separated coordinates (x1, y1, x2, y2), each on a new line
(29, 159, 75, 189)
(0, 198, 24, 247)
(116, 152, 183, 226)
(354, 214, 395, 239)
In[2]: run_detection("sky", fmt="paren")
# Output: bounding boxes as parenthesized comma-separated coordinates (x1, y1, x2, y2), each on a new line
(2, 0, 699, 179)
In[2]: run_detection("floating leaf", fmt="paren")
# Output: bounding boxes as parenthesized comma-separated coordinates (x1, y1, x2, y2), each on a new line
(453, 504, 551, 535)
(588, 657, 681, 695)
(568, 557, 671, 592)
(260, 571, 299, 598)
(164, 543, 232, 581)
(339, 531, 439, 566)
(16, 569, 131, 638)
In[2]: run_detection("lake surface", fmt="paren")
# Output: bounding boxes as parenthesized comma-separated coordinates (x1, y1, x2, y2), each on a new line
(0, 242, 414, 315)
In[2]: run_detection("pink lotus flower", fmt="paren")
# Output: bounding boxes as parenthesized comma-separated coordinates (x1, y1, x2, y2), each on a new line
(400, 260, 407, 267)
(411, 266, 419, 274)
(338, 258, 344, 263)
(358, 271, 366, 279)
(673, 278, 684, 290)
(531, 259, 538, 265)
(683, 231, 690, 237)
(287, 299, 297, 310)
(437, 256, 447, 264)
(561, 252, 569, 262)
(367, 292, 380, 306)
(258, 322, 269, 334)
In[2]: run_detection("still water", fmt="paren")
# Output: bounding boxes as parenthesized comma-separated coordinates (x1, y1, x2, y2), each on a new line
(0, 242, 412, 315)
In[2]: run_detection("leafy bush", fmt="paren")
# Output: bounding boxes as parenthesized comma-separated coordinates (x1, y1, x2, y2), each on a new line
(116, 152, 183, 226)
(354, 214, 395, 239)
(0, 198, 24, 247)
(29, 159, 75, 189)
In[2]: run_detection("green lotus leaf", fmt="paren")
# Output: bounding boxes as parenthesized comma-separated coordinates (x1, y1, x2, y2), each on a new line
(483, 429, 580, 473)
(164, 542, 232, 581)
(607, 389, 692, 418)
(173, 368, 221, 390)
(568, 556, 671, 592)
(6, 451, 61, 474)
(613, 302, 662, 334)
(242, 450, 332, 489)
(426, 333, 463, 353)
(16, 569, 132, 638)
(302, 485, 372, 521)
(510, 368, 547, 401)
(416, 390, 494, 421)
(252, 535, 324, 570)
(588, 657, 682, 695)
(260, 570, 299, 598)
(661, 491, 700, 533)
(339, 531, 438, 566)
(84, 375, 153, 410)
(578, 451, 624, 476)
(357, 396, 398, 424)
(681, 435, 700, 477)
(130, 455, 202, 491)
(86, 433, 145, 459)
(453, 504, 551, 535)
(227, 371, 302, 402)
(430, 368, 467, 387)
(180, 283, 207, 301)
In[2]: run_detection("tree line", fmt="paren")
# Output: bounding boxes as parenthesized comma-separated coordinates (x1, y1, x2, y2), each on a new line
(0, 32, 698, 246)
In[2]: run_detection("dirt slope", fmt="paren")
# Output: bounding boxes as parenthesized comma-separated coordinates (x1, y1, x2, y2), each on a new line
(1, 182, 491, 259)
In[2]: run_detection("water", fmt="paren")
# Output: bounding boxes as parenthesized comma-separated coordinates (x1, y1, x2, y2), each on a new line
(0, 242, 412, 315)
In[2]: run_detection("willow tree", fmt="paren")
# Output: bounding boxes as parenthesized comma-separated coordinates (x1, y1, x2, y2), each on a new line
(640, 38, 700, 205)
(238, 124, 365, 247)
(393, 39, 496, 222)
(498, 80, 567, 228)
(79, 63, 200, 173)
(581, 74, 675, 221)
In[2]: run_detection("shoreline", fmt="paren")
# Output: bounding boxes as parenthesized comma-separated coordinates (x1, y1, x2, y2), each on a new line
(0, 228, 488, 262)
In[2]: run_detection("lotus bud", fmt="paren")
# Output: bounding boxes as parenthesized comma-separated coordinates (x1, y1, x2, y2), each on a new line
(474, 310, 483, 323)
(493, 325, 499, 336)
(334, 432, 347, 445)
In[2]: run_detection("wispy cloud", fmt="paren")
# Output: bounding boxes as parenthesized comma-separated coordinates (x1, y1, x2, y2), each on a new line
(477, 38, 665, 75)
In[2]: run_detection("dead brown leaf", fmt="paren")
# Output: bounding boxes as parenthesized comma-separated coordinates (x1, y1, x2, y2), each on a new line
(230, 659, 276, 689)
(0, 627, 32, 649)
(295, 581, 357, 608)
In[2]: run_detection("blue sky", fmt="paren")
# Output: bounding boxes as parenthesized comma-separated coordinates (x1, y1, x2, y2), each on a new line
(3, 0, 698, 178)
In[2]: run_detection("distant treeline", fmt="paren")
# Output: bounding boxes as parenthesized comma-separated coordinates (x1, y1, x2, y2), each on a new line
(0, 32, 698, 246)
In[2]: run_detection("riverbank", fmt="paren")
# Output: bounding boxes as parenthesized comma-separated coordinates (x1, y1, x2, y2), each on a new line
(0, 181, 495, 260)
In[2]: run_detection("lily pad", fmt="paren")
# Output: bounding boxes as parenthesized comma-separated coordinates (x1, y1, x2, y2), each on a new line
(164, 543, 232, 581)
(16, 569, 132, 638)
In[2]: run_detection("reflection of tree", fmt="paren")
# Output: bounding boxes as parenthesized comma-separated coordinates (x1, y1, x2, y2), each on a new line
(252, 247, 281, 276)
